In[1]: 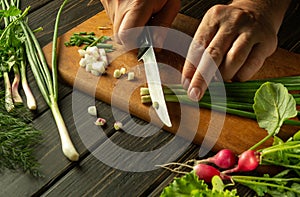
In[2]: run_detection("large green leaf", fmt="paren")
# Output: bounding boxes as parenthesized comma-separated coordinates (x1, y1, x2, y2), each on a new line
(253, 82, 297, 135)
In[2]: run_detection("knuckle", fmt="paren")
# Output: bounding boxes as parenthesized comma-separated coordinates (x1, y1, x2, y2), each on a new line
(118, 28, 137, 47)
(227, 49, 245, 66)
(207, 4, 226, 16)
(190, 39, 205, 52)
(193, 73, 208, 89)
(206, 46, 222, 63)
(231, 9, 249, 22)
(117, 29, 128, 43)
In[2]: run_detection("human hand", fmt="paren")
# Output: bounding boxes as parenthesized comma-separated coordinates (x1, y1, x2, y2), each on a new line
(181, 0, 291, 101)
(100, 0, 180, 49)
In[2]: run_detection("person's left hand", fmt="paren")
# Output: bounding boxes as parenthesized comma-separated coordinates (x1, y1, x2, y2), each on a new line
(181, 0, 291, 101)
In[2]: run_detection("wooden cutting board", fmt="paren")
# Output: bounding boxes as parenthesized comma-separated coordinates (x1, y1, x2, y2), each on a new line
(43, 11, 300, 154)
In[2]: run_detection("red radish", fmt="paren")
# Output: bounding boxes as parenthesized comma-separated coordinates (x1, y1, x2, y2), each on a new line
(193, 163, 229, 183)
(202, 149, 237, 169)
(222, 150, 260, 174)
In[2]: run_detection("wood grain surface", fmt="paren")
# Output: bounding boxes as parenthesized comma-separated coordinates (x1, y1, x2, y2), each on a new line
(43, 11, 300, 154)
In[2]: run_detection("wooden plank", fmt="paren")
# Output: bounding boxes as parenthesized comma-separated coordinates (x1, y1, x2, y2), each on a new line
(39, 119, 199, 196)
(0, 2, 105, 196)
(22, 0, 52, 11)
(0, 89, 129, 196)
(26, 0, 103, 47)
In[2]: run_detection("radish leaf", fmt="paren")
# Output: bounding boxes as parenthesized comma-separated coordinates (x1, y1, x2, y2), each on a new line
(253, 82, 297, 135)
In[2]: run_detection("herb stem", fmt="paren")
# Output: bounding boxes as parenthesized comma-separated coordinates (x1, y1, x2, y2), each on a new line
(249, 132, 275, 150)
(232, 177, 300, 194)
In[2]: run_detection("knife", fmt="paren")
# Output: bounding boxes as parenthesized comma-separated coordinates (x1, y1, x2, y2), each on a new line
(137, 27, 172, 127)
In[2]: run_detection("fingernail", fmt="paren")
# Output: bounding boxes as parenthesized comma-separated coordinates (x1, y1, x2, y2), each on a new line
(189, 87, 201, 101)
(182, 78, 190, 89)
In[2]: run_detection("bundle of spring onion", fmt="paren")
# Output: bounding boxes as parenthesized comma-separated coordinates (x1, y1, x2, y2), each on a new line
(1, 0, 79, 161)
(140, 75, 300, 126)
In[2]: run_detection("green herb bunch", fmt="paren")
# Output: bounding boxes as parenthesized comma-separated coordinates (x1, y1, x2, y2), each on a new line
(0, 2, 42, 176)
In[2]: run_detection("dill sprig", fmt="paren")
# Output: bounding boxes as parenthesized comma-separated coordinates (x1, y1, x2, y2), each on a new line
(0, 91, 42, 176)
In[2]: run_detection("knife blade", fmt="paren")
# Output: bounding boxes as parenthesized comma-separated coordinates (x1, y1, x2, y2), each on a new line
(137, 27, 172, 127)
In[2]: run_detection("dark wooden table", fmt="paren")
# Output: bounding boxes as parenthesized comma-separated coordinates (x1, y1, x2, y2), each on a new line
(1, 0, 299, 196)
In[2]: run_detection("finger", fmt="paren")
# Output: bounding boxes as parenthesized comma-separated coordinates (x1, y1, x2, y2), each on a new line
(181, 41, 205, 89)
(183, 25, 238, 100)
(219, 33, 254, 81)
(117, 4, 154, 48)
(187, 49, 220, 101)
(205, 20, 243, 69)
(233, 45, 268, 81)
(181, 15, 218, 89)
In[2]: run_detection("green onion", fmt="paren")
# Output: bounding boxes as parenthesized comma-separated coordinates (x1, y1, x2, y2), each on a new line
(11, 65, 23, 104)
(12, 0, 79, 161)
(141, 76, 300, 126)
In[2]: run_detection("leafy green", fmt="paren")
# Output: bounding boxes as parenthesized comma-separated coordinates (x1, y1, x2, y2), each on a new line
(211, 175, 226, 192)
(250, 82, 298, 150)
(0, 5, 20, 17)
(293, 130, 300, 141)
(161, 81, 300, 197)
(259, 136, 300, 170)
(160, 172, 238, 197)
(253, 82, 297, 135)
(0, 1, 41, 176)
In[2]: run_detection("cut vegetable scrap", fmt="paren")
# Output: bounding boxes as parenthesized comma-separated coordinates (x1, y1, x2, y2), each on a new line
(88, 106, 97, 116)
(94, 117, 106, 126)
(113, 69, 121, 79)
(152, 101, 159, 109)
(120, 67, 126, 75)
(64, 32, 112, 50)
(78, 46, 108, 75)
(98, 26, 111, 30)
(127, 71, 135, 81)
(114, 121, 123, 130)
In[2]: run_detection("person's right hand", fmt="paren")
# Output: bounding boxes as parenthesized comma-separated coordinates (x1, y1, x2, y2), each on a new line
(100, 0, 181, 49)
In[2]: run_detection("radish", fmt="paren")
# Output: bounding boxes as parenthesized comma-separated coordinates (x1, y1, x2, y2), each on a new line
(222, 150, 260, 174)
(193, 163, 229, 183)
(199, 149, 237, 169)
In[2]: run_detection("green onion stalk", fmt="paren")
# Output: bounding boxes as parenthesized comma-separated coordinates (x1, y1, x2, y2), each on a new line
(20, 47, 37, 110)
(11, 65, 23, 104)
(140, 77, 300, 126)
(3, 71, 14, 112)
(4, 0, 79, 161)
